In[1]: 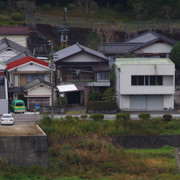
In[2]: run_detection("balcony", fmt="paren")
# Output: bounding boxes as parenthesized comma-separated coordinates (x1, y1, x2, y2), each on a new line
(57, 74, 95, 84)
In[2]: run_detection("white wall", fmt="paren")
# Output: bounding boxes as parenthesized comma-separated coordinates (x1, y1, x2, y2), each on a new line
(61, 52, 106, 63)
(27, 85, 51, 96)
(135, 43, 173, 54)
(0, 35, 27, 47)
(118, 64, 175, 95)
(17, 63, 49, 72)
(164, 95, 174, 109)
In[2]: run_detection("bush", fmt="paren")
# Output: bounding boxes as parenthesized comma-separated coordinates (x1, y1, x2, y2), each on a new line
(89, 114, 104, 121)
(88, 90, 101, 101)
(116, 113, 130, 121)
(81, 115, 87, 119)
(55, 97, 66, 107)
(163, 114, 172, 122)
(43, 3, 52, 10)
(11, 12, 24, 21)
(40, 114, 52, 126)
(138, 113, 150, 120)
(0, 1, 5, 9)
(65, 116, 73, 122)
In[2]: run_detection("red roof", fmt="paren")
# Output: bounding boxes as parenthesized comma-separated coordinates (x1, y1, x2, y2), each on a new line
(0, 26, 29, 35)
(6, 56, 49, 70)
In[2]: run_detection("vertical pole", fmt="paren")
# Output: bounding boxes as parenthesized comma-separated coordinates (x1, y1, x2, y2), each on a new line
(64, 7, 66, 26)
(50, 40, 54, 119)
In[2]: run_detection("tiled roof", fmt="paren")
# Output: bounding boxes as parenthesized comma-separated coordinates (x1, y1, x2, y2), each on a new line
(0, 38, 32, 54)
(0, 26, 29, 35)
(99, 31, 177, 55)
(22, 78, 52, 91)
(6, 56, 49, 70)
(126, 30, 177, 44)
(5, 53, 28, 64)
(54, 42, 108, 62)
(8, 87, 23, 93)
(98, 42, 143, 55)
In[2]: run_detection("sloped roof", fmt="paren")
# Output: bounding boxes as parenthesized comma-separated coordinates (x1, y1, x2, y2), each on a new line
(0, 26, 29, 35)
(99, 31, 177, 55)
(54, 42, 108, 62)
(0, 62, 6, 70)
(6, 56, 49, 70)
(0, 38, 32, 54)
(115, 58, 174, 66)
(5, 53, 28, 64)
(125, 30, 177, 44)
(22, 78, 52, 91)
(98, 42, 143, 55)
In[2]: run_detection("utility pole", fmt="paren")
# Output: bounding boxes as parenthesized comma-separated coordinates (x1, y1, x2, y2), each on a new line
(49, 40, 54, 118)
(64, 7, 67, 25)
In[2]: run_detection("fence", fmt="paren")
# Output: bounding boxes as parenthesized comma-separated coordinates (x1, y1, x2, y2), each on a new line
(26, 14, 180, 33)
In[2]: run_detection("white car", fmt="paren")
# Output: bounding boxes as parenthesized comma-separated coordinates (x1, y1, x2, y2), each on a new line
(1, 114, 14, 125)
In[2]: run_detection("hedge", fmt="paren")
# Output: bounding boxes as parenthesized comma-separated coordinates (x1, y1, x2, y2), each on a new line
(87, 100, 117, 110)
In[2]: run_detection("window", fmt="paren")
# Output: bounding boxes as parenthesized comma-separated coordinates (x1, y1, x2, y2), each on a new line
(131, 75, 163, 86)
(97, 72, 109, 81)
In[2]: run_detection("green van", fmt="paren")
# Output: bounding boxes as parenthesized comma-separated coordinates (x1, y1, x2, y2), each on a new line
(10, 100, 25, 113)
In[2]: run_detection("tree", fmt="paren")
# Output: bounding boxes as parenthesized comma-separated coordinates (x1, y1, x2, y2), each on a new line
(169, 41, 180, 67)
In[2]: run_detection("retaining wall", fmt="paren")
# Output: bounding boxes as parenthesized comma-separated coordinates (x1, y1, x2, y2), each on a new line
(0, 136, 48, 167)
(112, 135, 180, 149)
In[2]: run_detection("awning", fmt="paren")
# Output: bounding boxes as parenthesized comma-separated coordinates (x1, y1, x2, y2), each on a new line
(57, 84, 85, 93)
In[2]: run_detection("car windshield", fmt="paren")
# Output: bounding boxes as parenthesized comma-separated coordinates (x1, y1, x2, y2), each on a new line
(2, 115, 12, 118)
(16, 102, 24, 106)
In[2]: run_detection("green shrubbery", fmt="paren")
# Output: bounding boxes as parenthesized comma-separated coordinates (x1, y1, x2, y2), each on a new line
(89, 114, 104, 121)
(163, 114, 172, 122)
(0, 1, 5, 9)
(43, 3, 52, 10)
(138, 113, 151, 120)
(87, 100, 117, 111)
(11, 12, 24, 21)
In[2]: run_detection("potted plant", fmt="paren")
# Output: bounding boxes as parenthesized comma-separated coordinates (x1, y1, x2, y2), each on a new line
(55, 97, 67, 114)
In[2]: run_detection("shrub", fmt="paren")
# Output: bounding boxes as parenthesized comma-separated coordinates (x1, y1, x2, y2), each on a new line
(116, 113, 130, 121)
(0, 1, 5, 9)
(138, 113, 150, 120)
(43, 3, 52, 10)
(55, 97, 66, 107)
(11, 12, 24, 21)
(40, 114, 52, 126)
(81, 115, 87, 119)
(89, 114, 104, 121)
(65, 116, 73, 122)
(88, 90, 101, 101)
(163, 114, 172, 122)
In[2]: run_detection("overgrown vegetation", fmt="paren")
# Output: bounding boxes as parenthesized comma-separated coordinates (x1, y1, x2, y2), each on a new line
(1, 115, 180, 179)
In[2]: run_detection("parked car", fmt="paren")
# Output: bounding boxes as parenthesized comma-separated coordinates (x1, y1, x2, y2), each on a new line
(10, 99, 25, 113)
(1, 114, 14, 125)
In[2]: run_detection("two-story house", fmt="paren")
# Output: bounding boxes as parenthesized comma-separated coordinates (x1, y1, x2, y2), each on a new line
(54, 42, 110, 106)
(115, 58, 175, 110)
(99, 31, 177, 66)
(0, 26, 29, 47)
(6, 56, 52, 110)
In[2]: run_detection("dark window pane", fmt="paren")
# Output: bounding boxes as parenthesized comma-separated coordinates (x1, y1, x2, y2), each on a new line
(132, 76, 137, 85)
(145, 76, 149, 85)
(150, 76, 156, 85)
(157, 76, 163, 85)
(138, 76, 144, 85)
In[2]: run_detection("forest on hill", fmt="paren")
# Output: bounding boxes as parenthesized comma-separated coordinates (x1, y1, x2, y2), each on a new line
(4, 0, 180, 21)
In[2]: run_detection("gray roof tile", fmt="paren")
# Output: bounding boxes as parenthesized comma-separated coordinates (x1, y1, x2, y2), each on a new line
(54, 42, 108, 62)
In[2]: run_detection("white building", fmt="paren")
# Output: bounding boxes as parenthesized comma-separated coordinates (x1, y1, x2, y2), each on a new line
(115, 58, 175, 110)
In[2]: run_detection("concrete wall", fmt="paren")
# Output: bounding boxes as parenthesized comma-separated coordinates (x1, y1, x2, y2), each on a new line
(135, 42, 173, 54)
(0, 135, 48, 167)
(118, 64, 175, 95)
(112, 135, 180, 149)
(0, 99, 8, 114)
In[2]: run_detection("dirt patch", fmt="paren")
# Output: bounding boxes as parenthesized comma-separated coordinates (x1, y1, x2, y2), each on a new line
(0, 124, 45, 136)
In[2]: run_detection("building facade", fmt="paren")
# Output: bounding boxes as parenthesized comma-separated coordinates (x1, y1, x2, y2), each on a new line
(115, 58, 175, 110)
